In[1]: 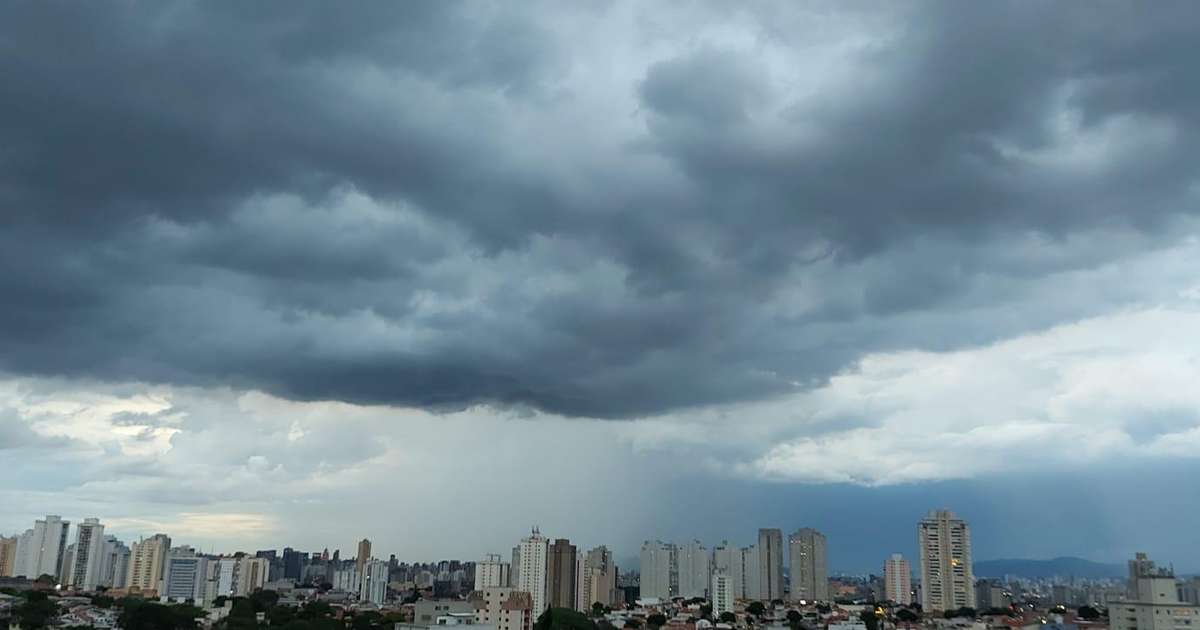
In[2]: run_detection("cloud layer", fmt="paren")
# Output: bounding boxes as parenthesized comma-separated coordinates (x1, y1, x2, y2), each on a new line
(3, 2, 1200, 417)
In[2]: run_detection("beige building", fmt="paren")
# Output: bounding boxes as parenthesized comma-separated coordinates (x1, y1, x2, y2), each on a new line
(789, 528, 828, 602)
(884, 554, 912, 605)
(0, 536, 16, 577)
(473, 587, 533, 630)
(126, 534, 172, 592)
(918, 510, 974, 612)
(1112, 553, 1200, 630)
(356, 539, 372, 574)
(577, 546, 617, 610)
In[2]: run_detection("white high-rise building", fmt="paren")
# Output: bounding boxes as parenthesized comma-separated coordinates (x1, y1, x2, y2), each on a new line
(102, 537, 130, 589)
(712, 543, 740, 599)
(70, 518, 107, 590)
(163, 547, 208, 602)
(884, 554, 912, 605)
(918, 510, 974, 612)
(476, 553, 511, 590)
(712, 571, 734, 618)
(212, 556, 269, 598)
(360, 558, 388, 605)
(15, 516, 70, 581)
(758, 529, 783, 601)
(677, 541, 710, 599)
(517, 528, 549, 615)
(127, 534, 172, 592)
(639, 540, 675, 600)
(788, 528, 828, 602)
(739, 545, 760, 601)
(1112, 553, 1199, 630)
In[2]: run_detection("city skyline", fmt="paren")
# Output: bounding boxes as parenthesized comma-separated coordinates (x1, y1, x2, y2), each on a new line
(5, 1, 1200, 579)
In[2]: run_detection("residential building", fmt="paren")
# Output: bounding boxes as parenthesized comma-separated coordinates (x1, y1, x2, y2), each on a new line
(740, 545, 761, 600)
(282, 547, 303, 580)
(127, 534, 172, 592)
(788, 528, 828, 602)
(356, 539, 372, 575)
(163, 547, 208, 602)
(0, 536, 16, 577)
(473, 587, 534, 630)
(758, 529, 783, 601)
(547, 539, 577, 609)
(678, 541, 710, 599)
(70, 518, 107, 591)
(639, 540, 675, 600)
(334, 562, 361, 593)
(975, 579, 1006, 610)
(578, 546, 617, 610)
(414, 599, 476, 625)
(517, 528, 549, 615)
(103, 537, 130, 588)
(712, 543, 740, 600)
(361, 558, 388, 605)
(712, 571, 735, 618)
(15, 516, 70, 580)
(918, 510, 974, 612)
(476, 554, 511, 590)
(883, 554, 912, 605)
(1111, 553, 1200, 630)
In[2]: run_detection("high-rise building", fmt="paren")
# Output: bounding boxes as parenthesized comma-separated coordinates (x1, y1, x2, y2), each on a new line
(758, 529, 783, 601)
(639, 541, 676, 600)
(578, 546, 616, 610)
(788, 528, 828, 602)
(677, 541, 710, 599)
(547, 539, 577, 609)
(103, 537, 130, 589)
(356, 539, 372, 574)
(884, 554, 912, 605)
(1112, 553, 1199, 630)
(164, 547, 208, 602)
(739, 545, 760, 600)
(0, 536, 16, 577)
(70, 518, 107, 591)
(918, 510, 974, 612)
(712, 571, 735, 618)
(360, 558, 388, 605)
(517, 528, 549, 614)
(15, 516, 70, 580)
(712, 543, 740, 599)
(127, 534, 172, 593)
(476, 553, 511, 590)
(281, 547, 304, 581)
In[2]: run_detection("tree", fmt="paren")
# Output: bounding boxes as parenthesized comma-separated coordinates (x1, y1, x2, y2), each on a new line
(1078, 606, 1102, 621)
(746, 602, 766, 617)
(646, 613, 667, 628)
(16, 590, 60, 630)
(786, 610, 803, 628)
(943, 607, 975, 620)
(859, 609, 881, 630)
(895, 608, 920, 623)
(91, 594, 116, 609)
(118, 600, 204, 630)
(248, 590, 280, 612)
(592, 602, 607, 618)
(535, 608, 599, 630)
(699, 604, 713, 621)
(718, 612, 737, 624)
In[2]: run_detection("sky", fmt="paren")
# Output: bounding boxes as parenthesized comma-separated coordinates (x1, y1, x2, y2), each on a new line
(2, 1, 1200, 574)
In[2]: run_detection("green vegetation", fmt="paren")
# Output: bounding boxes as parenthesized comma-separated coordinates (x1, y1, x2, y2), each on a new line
(1078, 606, 1102, 620)
(15, 591, 60, 630)
(118, 598, 205, 630)
(535, 607, 600, 630)
(718, 612, 737, 624)
(894, 608, 920, 623)
(646, 613, 667, 628)
(746, 601, 766, 617)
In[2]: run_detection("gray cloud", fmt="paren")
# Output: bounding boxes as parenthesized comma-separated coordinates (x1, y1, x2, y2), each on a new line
(1, 2, 1199, 418)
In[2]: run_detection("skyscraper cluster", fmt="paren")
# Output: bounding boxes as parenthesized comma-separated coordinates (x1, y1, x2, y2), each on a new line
(478, 528, 619, 616)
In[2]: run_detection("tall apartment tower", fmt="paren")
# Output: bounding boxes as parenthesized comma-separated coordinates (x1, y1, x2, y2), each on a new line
(517, 528, 549, 615)
(712, 571, 735, 618)
(758, 529, 784, 601)
(476, 553, 511, 590)
(788, 528, 828, 602)
(16, 515, 70, 580)
(884, 554, 912, 605)
(70, 518, 107, 590)
(547, 538, 577, 609)
(918, 510, 974, 612)
(678, 541, 710, 599)
(127, 533, 172, 592)
(579, 546, 616, 610)
(356, 539, 372, 574)
(639, 540, 676, 600)
(0, 536, 16, 577)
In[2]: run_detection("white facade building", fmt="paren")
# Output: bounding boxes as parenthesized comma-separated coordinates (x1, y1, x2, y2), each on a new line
(639, 540, 676, 600)
(517, 529, 549, 615)
(15, 516, 71, 580)
(163, 547, 208, 602)
(360, 559, 388, 605)
(678, 541, 710, 599)
(1111, 553, 1200, 630)
(70, 518, 107, 590)
(712, 571, 734, 618)
(476, 554, 511, 590)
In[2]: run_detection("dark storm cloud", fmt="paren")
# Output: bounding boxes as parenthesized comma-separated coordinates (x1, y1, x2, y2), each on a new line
(2, 2, 1199, 417)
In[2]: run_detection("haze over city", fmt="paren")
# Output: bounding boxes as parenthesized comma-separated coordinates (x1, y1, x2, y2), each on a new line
(5, 0, 1200, 578)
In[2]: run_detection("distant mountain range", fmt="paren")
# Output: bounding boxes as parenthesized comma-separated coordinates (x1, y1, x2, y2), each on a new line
(974, 557, 1124, 579)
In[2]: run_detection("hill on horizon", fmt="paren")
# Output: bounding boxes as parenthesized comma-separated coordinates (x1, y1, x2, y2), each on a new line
(974, 556, 1124, 579)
